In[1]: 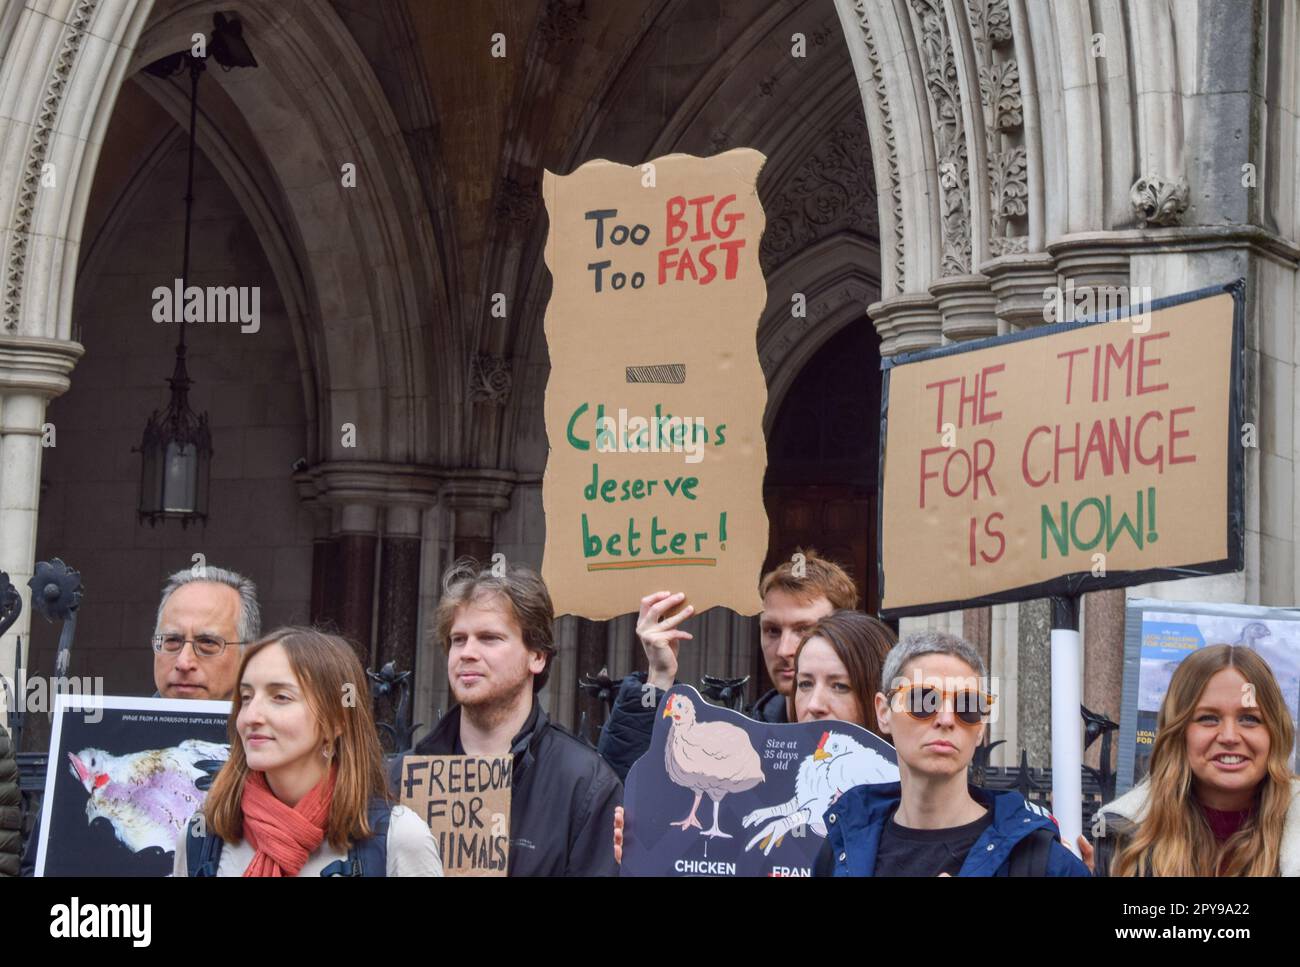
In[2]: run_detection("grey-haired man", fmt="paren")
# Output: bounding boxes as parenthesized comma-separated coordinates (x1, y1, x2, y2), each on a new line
(21, 565, 259, 876)
(151, 566, 261, 700)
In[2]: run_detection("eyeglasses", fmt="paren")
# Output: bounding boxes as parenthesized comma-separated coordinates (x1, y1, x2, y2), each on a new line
(151, 633, 244, 658)
(888, 684, 996, 726)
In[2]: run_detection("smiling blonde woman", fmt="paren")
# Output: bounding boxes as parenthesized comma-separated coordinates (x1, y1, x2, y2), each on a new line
(1094, 644, 1300, 877)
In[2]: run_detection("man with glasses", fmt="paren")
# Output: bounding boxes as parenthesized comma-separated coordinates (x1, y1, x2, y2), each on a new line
(22, 566, 259, 875)
(151, 567, 260, 700)
(815, 630, 1089, 877)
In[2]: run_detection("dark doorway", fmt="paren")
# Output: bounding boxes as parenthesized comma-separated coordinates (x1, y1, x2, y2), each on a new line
(758, 317, 882, 691)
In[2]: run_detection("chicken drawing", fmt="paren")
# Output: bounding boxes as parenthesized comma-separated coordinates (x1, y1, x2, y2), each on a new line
(662, 693, 764, 838)
(68, 740, 229, 853)
(742, 730, 897, 854)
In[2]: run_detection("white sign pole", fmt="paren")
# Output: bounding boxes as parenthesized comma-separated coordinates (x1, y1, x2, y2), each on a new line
(1050, 595, 1083, 857)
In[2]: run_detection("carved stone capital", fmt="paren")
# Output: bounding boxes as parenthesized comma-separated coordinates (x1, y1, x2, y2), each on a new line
(0, 334, 84, 398)
(982, 252, 1059, 329)
(931, 274, 998, 343)
(869, 292, 943, 357)
(440, 470, 516, 514)
(294, 461, 442, 517)
(1130, 173, 1190, 227)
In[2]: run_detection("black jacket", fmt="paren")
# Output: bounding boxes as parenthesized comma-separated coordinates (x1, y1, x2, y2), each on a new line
(596, 672, 788, 783)
(393, 699, 622, 877)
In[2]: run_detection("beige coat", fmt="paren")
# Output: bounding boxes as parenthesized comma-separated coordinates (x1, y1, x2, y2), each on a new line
(1095, 776, 1300, 876)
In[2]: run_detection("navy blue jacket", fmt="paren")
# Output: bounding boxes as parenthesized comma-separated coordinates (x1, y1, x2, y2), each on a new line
(596, 672, 787, 783)
(823, 782, 1091, 877)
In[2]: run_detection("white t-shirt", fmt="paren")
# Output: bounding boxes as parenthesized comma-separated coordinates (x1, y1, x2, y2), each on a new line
(173, 804, 443, 877)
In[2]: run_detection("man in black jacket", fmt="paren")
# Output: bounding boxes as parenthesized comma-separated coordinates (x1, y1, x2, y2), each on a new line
(397, 559, 621, 876)
(597, 550, 859, 782)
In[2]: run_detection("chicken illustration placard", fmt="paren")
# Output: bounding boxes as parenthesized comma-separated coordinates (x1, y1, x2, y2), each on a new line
(621, 685, 898, 876)
(36, 694, 230, 876)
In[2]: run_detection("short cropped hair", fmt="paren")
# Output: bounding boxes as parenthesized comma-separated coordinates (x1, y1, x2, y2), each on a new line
(759, 548, 858, 611)
(881, 629, 986, 694)
(435, 558, 557, 692)
(155, 566, 261, 645)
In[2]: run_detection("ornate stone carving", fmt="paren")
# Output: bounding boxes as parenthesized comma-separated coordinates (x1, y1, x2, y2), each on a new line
(1130, 173, 1190, 226)
(967, 0, 1028, 258)
(759, 113, 877, 272)
(910, 0, 971, 276)
(850, 1, 904, 293)
(469, 353, 512, 404)
(4, 0, 101, 332)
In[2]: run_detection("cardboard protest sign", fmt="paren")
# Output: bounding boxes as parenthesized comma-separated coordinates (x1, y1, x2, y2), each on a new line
(621, 685, 897, 877)
(540, 150, 771, 620)
(878, 281, 1245, 617)
(398, 755, 512, 877)
(1118, 598, 1300, 794)
(36, 695, 230, 876)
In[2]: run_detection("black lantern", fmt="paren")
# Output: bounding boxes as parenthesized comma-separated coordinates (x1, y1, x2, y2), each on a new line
(137, 345, 212, 527)
(136, 15, 255, 527)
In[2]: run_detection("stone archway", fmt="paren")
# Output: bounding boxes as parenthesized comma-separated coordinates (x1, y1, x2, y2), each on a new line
(0, 0, 454, 681)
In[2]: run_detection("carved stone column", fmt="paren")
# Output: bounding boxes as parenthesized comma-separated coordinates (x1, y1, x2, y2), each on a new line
(375, 504, 424, 731)
(296, 462, 439, 667)
(0, 336, 82, 678)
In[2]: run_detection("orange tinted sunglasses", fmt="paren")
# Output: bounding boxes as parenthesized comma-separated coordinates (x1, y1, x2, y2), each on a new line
(888, 684, 995, 726)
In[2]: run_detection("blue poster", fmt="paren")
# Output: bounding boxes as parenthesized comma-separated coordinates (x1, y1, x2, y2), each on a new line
(621, 684, 898, 877)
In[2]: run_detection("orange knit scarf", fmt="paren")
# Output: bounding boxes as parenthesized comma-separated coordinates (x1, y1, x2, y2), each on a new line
(240, 766, 336, 877)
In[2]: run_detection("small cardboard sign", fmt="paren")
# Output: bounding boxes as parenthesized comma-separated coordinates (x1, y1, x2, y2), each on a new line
(398, 755, 512, 877)
(540, 149, 771, 620)
(36, 694, 230, 877)
(621, 685, 898, 877)
(878, 282, 1245, 616)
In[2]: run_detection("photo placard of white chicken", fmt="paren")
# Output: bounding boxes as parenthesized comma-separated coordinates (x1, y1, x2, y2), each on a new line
(742, 729, 898, 854)
(68, 739, 228, 853)
(662, 693, 764, 838)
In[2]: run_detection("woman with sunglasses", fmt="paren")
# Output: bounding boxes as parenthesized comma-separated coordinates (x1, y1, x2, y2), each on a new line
(820, 630, 1089, 877)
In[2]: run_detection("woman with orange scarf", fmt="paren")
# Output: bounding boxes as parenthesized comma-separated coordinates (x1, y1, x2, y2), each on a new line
(175, 627, 442, 877)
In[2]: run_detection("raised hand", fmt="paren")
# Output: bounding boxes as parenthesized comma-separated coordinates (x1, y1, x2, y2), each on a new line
(636, 591, 694, 691)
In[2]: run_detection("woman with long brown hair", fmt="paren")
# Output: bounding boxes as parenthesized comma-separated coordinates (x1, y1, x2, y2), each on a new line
(790, 610, 896, 731)
(1092, 644, 1300, 876)
(175, 627, 442, 877)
